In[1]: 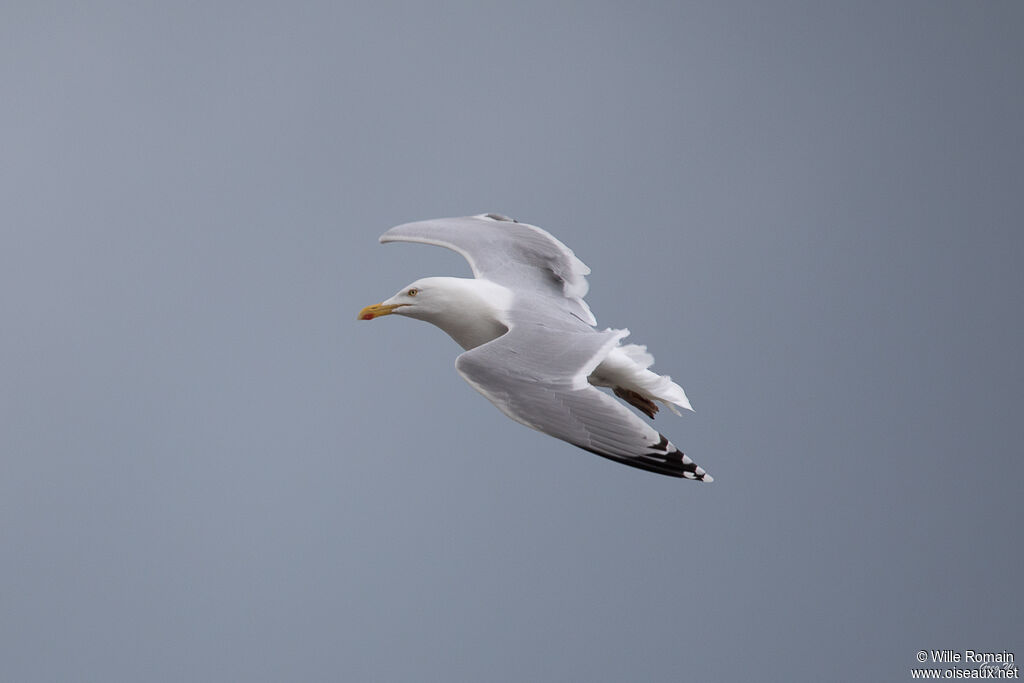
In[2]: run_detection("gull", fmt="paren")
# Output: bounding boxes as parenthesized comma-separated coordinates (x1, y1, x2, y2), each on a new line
(358, 213, 711, 481)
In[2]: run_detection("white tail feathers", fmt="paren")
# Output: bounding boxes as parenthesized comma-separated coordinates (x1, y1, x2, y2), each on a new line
(619, 343, 655, 368)
(589, 344, 694, 415)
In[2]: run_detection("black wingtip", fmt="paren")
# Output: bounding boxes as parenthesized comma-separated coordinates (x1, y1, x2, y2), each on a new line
(578, 438, 713, 481)
(654, 437, 713, 482)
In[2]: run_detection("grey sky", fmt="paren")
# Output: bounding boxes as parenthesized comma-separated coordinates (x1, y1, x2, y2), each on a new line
(2, 2, 1021, 681)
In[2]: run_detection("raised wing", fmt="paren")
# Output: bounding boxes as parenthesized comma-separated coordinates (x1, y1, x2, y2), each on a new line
(380, 214, 597, 325)
(455, 324, 712, 481)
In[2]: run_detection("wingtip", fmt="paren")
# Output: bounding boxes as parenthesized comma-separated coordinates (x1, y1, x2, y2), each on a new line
(678, 451, 712, 482)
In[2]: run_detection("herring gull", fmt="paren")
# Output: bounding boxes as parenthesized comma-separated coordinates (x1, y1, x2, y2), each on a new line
(358, 213, 711, 481)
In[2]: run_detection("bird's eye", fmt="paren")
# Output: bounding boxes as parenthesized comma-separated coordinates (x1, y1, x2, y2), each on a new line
(407, 288, 418, 297)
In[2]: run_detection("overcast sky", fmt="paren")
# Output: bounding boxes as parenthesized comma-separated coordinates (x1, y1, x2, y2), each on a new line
(2, 2, 1022, 682)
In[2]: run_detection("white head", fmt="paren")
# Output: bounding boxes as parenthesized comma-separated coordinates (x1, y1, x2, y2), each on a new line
(357, 277, 454, 324)
(358, 276, 512, 350)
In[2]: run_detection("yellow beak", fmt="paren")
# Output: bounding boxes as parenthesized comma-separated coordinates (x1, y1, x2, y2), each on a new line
(358, 302, 406, 320)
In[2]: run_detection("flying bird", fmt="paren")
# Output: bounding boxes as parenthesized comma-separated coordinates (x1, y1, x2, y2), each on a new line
(358, 213, 711, 481)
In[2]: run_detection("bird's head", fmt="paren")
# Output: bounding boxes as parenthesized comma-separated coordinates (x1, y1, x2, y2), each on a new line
(358, 276, 511, 350)
(358, 278, 446, 323)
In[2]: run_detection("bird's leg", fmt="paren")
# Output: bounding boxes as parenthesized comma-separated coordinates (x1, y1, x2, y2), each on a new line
(613, 387, 659, 419)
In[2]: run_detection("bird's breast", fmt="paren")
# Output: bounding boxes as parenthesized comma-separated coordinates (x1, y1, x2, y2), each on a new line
(442, 316, 510, 351)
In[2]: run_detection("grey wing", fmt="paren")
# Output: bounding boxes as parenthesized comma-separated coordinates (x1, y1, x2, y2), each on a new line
(380, 214, 596, 325)
(455, 326, 712, 481)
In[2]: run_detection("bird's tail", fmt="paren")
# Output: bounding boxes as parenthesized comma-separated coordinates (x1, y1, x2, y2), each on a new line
(591, 343, 693, 417)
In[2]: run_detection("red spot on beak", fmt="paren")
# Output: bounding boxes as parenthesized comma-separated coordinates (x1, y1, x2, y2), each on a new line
(361, 313, 374, 320)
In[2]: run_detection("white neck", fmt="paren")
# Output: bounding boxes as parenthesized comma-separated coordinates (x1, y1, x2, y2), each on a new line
(407, 277, 512, 350)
